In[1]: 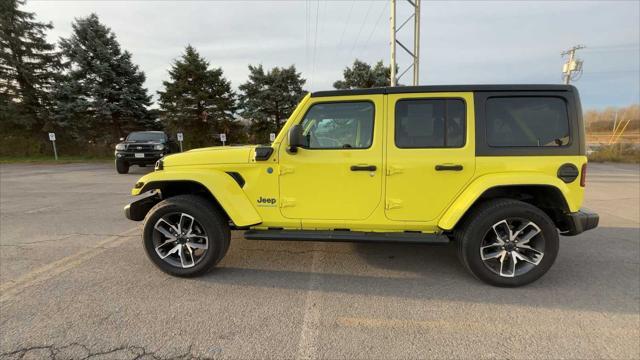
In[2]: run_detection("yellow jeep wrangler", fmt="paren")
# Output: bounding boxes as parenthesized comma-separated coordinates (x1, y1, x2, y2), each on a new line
(125, 85, 598, 287)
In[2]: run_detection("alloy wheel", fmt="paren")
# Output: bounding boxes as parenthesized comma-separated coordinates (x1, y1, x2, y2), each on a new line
(480, 218, 545, 278)
(153, 212, 209, 268)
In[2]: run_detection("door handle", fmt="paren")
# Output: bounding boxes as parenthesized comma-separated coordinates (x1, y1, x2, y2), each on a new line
(435, 164, 463, 171)
(351, 165, 377, 171)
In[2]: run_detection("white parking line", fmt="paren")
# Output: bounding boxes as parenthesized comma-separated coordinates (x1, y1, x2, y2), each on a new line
(0, 227, 140, 303)
(295, 243, 325, 360)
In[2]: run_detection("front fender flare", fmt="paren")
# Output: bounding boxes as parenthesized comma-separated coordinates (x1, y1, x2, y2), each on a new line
(131, 170, 262, 227)
(437, 172, 572, 231)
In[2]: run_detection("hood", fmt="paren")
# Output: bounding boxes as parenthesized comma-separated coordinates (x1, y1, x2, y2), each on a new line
(162, 145, 256, 167)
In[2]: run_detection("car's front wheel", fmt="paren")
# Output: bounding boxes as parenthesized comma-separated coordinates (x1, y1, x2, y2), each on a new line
(115, 159, 129, 174)
(455, 199, 559, 287)
(142, 195, 230, 277)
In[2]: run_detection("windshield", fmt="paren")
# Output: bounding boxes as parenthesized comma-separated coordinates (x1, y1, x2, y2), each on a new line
(126, 132, 165, 142)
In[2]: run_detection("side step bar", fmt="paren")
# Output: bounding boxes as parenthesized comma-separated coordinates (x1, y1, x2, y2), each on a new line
(243, 230, 449, 244)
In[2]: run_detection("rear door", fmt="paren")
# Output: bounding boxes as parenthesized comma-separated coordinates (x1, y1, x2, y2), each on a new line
(385, 92, 476, 222)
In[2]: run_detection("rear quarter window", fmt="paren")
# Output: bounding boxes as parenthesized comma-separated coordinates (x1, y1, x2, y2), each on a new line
(486, 97, 570, 147)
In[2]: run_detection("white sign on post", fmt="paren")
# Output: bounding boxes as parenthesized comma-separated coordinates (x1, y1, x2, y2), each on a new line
(176, 132, 184, 152)
(220, 133, 227, 145)
(48, 133, 58, 160)
(269, 133, 276, 142)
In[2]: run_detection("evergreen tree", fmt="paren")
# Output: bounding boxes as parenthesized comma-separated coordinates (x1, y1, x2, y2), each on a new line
(238, 65, 306, 143)
(157, 45, 241, 148)
(0, 0, 62, 134)
(56, 14, 152, 144)
(333, 59, 391, 89)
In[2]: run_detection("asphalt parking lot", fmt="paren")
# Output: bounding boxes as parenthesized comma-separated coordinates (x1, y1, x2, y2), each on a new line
(0, 162, 638, 359)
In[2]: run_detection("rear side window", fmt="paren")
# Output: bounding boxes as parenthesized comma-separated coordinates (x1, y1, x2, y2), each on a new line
(486, 97, 570, 147)
(395, 99, 465, 148)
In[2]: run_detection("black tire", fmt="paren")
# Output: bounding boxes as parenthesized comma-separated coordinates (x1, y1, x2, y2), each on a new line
(142, 194, 230, 277)
(116, 159, 129, 174)
(454, 199, 559, 287)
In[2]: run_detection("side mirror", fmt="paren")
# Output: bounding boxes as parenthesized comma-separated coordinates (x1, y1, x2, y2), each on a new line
(288, 124, 306, 153)
(119, 137, 125, 141)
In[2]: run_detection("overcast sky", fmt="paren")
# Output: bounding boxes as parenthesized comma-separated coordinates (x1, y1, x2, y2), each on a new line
(25, 0, 640, 110)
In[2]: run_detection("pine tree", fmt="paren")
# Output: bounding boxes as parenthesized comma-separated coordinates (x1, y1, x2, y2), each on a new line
(157, 45, 241, 149)
(56, 14, 152, 144)
(238, 65, 306, 143)
(0, 0, 62, 134)
(333, 59, 392, 89)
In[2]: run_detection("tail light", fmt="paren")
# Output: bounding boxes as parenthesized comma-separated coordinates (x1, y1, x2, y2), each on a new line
(580, 163, 587, 187)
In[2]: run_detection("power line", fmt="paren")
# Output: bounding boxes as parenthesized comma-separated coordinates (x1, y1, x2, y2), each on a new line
(310, 0, 320, 88)
(338, 0, 355, 49)
(582, 69, 640, 75)
(584, 43, 639, 51)
(362, 2, 389, 52)
(305, 0, 309, 75)
(349, 1, 375, 58)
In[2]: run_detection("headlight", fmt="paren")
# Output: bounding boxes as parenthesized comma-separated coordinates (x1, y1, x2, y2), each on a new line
(154, 144, 165, 151)
(115, 144, 125, 151)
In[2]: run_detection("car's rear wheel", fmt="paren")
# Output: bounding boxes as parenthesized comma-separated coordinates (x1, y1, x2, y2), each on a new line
(115, 159, 129, 174)
(455, 199, 559, 287)
(142, 195, 230, 277)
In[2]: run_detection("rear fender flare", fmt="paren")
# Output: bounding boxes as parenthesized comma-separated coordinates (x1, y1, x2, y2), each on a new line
(438, 173, 571, 231)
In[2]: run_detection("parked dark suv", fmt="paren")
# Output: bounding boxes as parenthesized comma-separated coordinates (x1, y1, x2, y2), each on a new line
(115, 131, 172, 174)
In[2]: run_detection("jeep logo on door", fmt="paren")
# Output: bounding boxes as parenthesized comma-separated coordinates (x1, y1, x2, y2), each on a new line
(257, 196, 276, 207)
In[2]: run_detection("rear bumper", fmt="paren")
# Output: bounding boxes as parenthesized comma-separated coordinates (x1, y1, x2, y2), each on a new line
(563, 208, 599, 236)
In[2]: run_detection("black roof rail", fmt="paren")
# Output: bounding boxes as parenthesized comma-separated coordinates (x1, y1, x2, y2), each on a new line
(310, 84, 577, 97)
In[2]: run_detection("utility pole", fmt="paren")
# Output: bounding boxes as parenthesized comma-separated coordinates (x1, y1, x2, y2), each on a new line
(390, 0, 421, 86)
(561, 45, 585, 84)
(412, 0, 420, 86)
(390, 0, 397, 86)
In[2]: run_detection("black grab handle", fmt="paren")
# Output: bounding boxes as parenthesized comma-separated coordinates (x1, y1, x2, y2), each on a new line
(351, 165, 377, 171)
(435, 164, 463, 171)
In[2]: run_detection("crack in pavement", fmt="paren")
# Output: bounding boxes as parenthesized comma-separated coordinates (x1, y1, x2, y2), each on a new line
(0, 228, 140, 303)
(0, 343, 216, 360)
(0, 234, 137, 248)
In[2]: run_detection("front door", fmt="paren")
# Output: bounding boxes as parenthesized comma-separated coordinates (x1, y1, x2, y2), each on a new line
(385, 92, 476, 222)
(278, 95, 384, 221)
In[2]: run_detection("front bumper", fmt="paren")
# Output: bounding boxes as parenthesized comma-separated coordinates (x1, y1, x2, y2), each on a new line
(124, 192, 162, 221)
(115, 151, 165, 164)
(563, 208, 599, 236)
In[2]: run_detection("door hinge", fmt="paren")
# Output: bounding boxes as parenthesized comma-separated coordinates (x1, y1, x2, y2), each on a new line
(280, 198, 296, 208)
(386, 165, 403, 176)
(279, 166, 295, 175)
(386, 199, 403, 210)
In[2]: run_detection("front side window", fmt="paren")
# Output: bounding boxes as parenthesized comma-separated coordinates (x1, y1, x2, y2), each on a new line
(395, 99, 466, 148)
(300, 101, 374, 149)
(486, 97, 570, 147)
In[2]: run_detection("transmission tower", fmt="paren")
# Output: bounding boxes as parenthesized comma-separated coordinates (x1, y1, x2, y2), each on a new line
(390, 0, 420, 86)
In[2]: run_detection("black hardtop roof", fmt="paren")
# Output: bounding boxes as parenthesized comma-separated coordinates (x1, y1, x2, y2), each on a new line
(311, 84, 577, 98)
